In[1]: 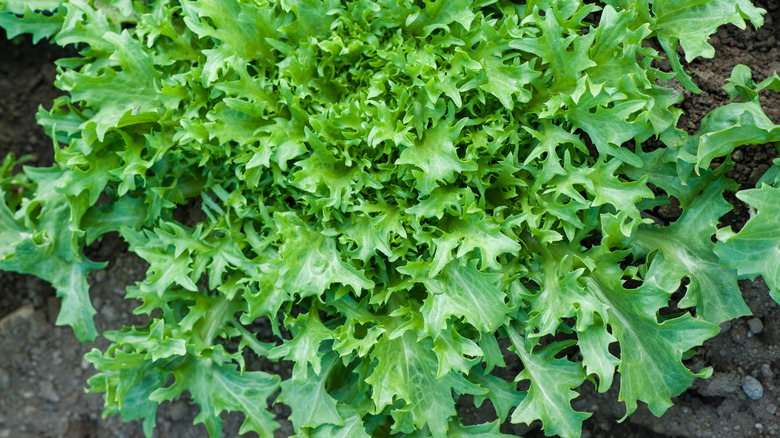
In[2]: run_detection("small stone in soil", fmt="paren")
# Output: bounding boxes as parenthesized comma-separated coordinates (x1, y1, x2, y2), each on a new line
(700, 372, 740, 397)
(168, 400, 189, 422)
(101, 304, 117, 322)
(743, 375, 764, 400)
(731, 324, 747, 342)
(748, 317, 764, 335)
(761, 363, 773, 379)
(717, 399, 739, 419)
(750, 165, 771, 184)
(38, 380, 60, 403)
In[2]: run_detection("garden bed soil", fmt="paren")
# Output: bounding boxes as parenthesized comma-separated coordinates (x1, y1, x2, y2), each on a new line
(2, 2, 780, 437)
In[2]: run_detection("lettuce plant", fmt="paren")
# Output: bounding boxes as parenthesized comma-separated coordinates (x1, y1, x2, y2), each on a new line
(1, 0, 779, 437)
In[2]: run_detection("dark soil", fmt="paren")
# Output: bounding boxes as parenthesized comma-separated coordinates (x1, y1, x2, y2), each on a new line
(2, 2, 780, 437)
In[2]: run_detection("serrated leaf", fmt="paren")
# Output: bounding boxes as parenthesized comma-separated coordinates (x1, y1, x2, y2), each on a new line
(587, 158, 654, 219)
(405, 0, 475, 37)
(506, 326, 590, 438)
(509, 5, 596, 94)
(653, 0, 764, 62)
(268, 309, 333, 383)
(566, 91, 648, 167)
(124, 227, 200, 294)
(683, 100, 780, 170)
(272, 212, 374, 298)
(277, 352, 344, 430)
(396, 108, 477, 196)
(478, 57, 539, 110)
(632, 178, 750, 323)
(431, 323, 483, 377)
(423, 195, 522, 276)
(586, 247, 718, 418)
(578, 322, 619, 393)
(150, 357, 281, 437)
(447, 419, 515, 437)
(59, 30, 181, 141)
(524, 257, 589, 338)
(305, 405, 369, 438)
(413, 260, 512, 337)
(85, 348, 166, 438)
(1, 1, 769, 437)
(0, 167, 105, 342)
(82, 195, 146, 244)
(365, 330, 484, 438)
(0, 1, 65, 42)
(469, 372, 525, 422)
(716, 184, 780, 303)
(653, 0, 764, 91)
